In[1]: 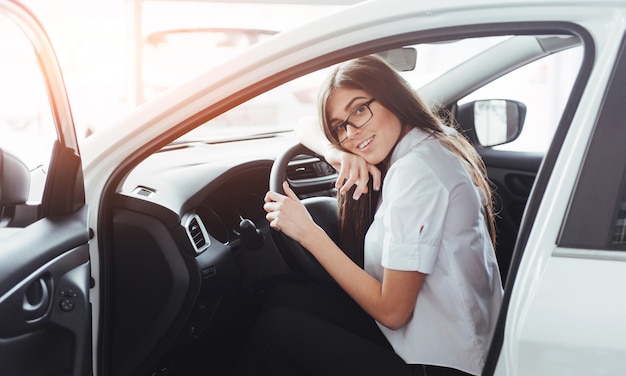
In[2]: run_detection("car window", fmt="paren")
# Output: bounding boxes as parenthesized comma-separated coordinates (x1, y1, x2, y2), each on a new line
(143, 28, 277, 101)
(176, 37, 509, 143)
(558, 38, 626, 251)
(459, 46, 583, 152)
(176, 35, 583, 148)
(400, 37, 510, 89)
(0, 12, 56, 203)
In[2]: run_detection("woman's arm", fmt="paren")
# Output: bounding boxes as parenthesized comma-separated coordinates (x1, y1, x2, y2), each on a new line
(264, 181, 424, 329)
(304, 225, 425, 329)
(295, 117, 382, 200)
(294, 116, 333, 158)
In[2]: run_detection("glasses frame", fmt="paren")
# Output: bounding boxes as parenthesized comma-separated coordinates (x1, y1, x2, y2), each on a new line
(331, 98, 376, 144)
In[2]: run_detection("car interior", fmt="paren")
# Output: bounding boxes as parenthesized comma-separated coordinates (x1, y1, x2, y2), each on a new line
(0, 13, 590, 375)
(93, 30, 586, 376)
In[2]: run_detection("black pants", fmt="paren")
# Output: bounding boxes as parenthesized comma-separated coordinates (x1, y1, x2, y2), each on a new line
(235, 282, 472, 376)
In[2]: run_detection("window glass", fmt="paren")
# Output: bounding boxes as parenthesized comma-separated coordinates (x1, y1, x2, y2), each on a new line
(175, 35, 582, 151)
(143, 28, 277, 101)
(558, 36, 626, 251)
(0, 13, 56, 203)
(460, 46, 583, 152)
(614, 196, 626, 245)
(400, 37, 509, 89)
(175, 37, 508, 143)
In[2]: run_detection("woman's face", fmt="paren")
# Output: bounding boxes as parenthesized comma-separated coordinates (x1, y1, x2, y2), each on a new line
(327, 88, 405, 165)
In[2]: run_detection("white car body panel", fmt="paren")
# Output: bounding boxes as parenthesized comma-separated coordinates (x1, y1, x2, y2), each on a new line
(80, 0, 626, 374)
(497, 10, 626, 376)
(503, 256, 626, 374)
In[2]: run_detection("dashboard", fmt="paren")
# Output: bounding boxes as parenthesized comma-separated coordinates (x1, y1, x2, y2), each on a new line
(105, 133, 336, 376)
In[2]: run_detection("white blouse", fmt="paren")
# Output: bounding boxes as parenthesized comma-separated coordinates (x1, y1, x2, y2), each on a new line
(364, 127, 503, 376)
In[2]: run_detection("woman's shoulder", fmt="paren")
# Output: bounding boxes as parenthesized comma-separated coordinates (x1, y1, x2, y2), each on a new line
(388, 132, 470, 187)
(392, 132, 452, 169)
(386, 148, 443, 190)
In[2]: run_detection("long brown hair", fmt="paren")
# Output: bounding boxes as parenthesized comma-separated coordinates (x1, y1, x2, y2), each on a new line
(318, 55, 496, 266)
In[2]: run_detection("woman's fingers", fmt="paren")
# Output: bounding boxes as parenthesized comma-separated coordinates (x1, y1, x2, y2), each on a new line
(369, 164, 382, 192)
(263, 182, 313, 240)
(263, 190, 283, 230)
(334, 153, 382, 200)
(264, 202, 278, 232)
(264, 189, 283, 204)
(344, 172, 369, 200)
(282, 180, 299, 200)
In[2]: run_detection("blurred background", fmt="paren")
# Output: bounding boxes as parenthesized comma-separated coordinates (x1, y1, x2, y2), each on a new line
(18, 0, 357, 139)
(4, 0, 580, 165)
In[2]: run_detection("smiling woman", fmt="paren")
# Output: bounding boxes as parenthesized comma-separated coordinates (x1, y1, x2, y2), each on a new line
(236, 55, 502, 376)
(8, 0, 625, 375)
(87, 28, 586, 375)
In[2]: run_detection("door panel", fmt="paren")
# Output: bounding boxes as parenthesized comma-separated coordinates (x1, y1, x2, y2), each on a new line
(503, 34, 626, 374)
(0, 186, 91, 376)
(0, 232, 90, 376)
(0, 2, 90, 375)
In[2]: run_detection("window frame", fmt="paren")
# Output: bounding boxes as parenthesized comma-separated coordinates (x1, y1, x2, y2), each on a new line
(558, 32, 626, 252)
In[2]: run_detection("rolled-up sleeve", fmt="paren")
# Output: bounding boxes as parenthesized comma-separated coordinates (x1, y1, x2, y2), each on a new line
(380, 156, 449, 274)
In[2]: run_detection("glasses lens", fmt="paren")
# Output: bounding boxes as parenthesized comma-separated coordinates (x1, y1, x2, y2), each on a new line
(332, 99, 374, 144)
(334, 123, 347, 143)
(349, 104, 372, 127)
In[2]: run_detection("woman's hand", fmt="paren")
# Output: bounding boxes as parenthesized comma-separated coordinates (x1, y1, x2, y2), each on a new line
(264, 181, 318, 244)
(265, 183, 423, 330)
(324, 146, 381, 200)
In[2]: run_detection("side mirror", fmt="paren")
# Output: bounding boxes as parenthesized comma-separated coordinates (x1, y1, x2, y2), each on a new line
(456, 99, 526, 147)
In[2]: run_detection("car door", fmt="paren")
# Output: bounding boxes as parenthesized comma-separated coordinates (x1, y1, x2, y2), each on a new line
(488, 28, 626, 375)
(0, 2, 91, 376)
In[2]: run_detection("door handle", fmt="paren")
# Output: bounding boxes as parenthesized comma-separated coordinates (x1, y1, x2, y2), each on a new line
(22, 276, 51, 322)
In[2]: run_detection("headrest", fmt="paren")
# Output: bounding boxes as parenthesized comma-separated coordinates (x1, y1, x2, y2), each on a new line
(0, 149, 30, 207)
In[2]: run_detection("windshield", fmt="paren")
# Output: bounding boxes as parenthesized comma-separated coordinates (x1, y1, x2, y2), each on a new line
(175, 36, 508, 143)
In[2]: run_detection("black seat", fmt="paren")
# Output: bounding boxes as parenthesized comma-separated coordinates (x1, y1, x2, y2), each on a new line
(0, 149, 30, 223)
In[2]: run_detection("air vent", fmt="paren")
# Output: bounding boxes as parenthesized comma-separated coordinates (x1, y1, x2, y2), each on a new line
(288, 164, 317, 180)
(183, 213, 210, 254)
(133, 186, 156, 197)
(287, 157, 335, 180)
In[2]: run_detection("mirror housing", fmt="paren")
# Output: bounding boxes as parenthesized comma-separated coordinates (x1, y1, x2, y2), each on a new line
(375, 47, 417, 71)
(456, 99, 526, 147)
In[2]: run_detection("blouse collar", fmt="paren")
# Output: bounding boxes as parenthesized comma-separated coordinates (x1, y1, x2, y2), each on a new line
(389, 127, 433, 166)
(389, 125, 459, 167)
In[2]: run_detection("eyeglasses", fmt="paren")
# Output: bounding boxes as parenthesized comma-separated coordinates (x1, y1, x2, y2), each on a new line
(330, 98, 376, 144)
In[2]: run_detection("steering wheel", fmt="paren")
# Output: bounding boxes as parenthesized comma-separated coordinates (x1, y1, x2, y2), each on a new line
(269, 143, 339, 288)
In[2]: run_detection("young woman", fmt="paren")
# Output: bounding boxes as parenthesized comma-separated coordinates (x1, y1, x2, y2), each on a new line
(236, 55, 503, 376)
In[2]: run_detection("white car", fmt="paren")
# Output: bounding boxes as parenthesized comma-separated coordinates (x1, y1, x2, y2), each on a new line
(1, 0, 625, 375)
